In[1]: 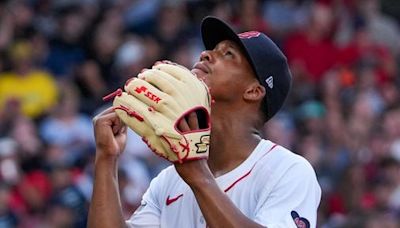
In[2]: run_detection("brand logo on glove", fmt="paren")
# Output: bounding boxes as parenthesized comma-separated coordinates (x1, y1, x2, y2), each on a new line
(195, 135, 210, 153)
(134, 86, 162, 103)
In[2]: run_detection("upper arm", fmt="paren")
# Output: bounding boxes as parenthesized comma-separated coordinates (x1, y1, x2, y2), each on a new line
(254, 161, 321, 228)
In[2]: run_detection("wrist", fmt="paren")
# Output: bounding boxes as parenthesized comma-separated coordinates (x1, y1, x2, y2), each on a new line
(95, 150, 119, 166)
(93, 153, 119, 180)
(175, 159, 215, 187)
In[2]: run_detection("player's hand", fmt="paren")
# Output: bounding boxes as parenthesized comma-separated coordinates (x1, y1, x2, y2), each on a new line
(93, 107, 127, 160)
(177, 111, 199, 133)
(175, 114, 214, 185)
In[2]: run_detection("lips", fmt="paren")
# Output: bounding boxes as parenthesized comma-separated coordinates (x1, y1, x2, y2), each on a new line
(192, 62, 210, 74)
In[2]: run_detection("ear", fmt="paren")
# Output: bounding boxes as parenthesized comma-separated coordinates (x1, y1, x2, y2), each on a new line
(243, 82, 266, 102)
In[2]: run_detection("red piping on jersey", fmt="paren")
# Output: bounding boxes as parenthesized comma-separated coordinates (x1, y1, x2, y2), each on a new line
(224, 169, 252, 193)
(223, 144, 278, 193)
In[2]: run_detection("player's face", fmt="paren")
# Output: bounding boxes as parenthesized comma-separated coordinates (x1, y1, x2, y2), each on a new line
(191, 40, 256, 102)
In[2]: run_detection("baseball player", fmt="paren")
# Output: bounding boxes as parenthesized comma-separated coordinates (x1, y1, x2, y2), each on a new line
(88, 17, 321, 228)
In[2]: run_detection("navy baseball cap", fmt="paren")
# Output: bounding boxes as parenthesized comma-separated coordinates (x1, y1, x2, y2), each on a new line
(201, 16, 292, 121)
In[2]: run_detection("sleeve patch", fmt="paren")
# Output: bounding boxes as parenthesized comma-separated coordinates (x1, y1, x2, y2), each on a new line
(291, 211, 310, 228)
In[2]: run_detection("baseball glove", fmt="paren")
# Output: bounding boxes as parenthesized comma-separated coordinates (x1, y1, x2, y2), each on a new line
(104, 61, 211, 163)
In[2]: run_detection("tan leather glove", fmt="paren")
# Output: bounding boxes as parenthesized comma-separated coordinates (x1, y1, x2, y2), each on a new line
(108, 62, 211, 163)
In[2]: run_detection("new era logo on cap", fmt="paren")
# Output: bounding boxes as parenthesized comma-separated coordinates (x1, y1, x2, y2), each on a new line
(266, 76, 273, 89)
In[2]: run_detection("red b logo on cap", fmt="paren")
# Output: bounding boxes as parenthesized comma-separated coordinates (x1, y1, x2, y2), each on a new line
(238, 31, 261, 39)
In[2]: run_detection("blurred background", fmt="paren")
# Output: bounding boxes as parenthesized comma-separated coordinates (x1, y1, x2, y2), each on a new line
(0, 0, 399, 227)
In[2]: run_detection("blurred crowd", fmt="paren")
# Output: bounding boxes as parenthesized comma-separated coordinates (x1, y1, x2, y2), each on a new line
(0, 0, 399, 227)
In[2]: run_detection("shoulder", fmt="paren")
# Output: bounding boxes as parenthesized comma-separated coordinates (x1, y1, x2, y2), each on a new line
(253, 141, 319, 191)
(252, 144, 321, 228)
(261, 142, 315, 173)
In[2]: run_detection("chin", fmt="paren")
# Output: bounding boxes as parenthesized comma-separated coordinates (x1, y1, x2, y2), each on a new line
(192, 70, 209, 84)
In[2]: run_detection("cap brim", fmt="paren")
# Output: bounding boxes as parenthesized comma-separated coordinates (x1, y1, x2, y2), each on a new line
(201, 16, 255, 76)
(201, 17, 244, 52)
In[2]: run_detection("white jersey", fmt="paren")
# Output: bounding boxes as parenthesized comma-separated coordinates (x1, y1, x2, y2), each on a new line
(126, 139, 321, 228)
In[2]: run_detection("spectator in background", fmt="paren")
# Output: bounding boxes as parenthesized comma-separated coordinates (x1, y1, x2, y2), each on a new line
(294, 101, 326, 168)
(10, 116, 43, 163)
(11, 167, 51, 227)
(114, 37, 146, 85)
(44, 4, 87, 78)
(358, 0, 400, 56)
(0, 184, 18, 227)
(39, 84, 94, 167)
(0, 41, 58, 119)
(262, 0, 308, 41)
(123, 0, 160, 34)
(383, 107, 400, 162)
(338, 21, 397, 86)
(0, 2, 14, 51)
(379, 158, 400, 211)
(209, 0, 233, 23)
(118, 168, 148, 218)
(86, 5, 123, 84)
(263, 113, 296, 150)
(42, 202, 74, 228)
(364, 212, 398, 228)
(153, 1, 192, 58)
(284, 2, 338, 83)
(0, 138, 20, 186)
(233, 0, 268, 33)
(48, 165, 88, 227)
(5, 0, 35, 41)
(74, 60, 108, 114)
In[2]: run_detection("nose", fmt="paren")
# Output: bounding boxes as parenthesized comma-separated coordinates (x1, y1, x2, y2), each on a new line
(200, 50, 213, 62)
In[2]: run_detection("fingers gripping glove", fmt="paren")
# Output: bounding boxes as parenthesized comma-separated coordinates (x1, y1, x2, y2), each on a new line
(109, 62, 211, 163)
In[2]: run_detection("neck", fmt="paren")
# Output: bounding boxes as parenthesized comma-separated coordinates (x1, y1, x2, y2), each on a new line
(207, 107, 262, 177)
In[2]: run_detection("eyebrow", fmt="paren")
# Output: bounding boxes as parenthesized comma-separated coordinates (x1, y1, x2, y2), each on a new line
(227, 42, 238, 49)
(215, 41, 239, 51)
